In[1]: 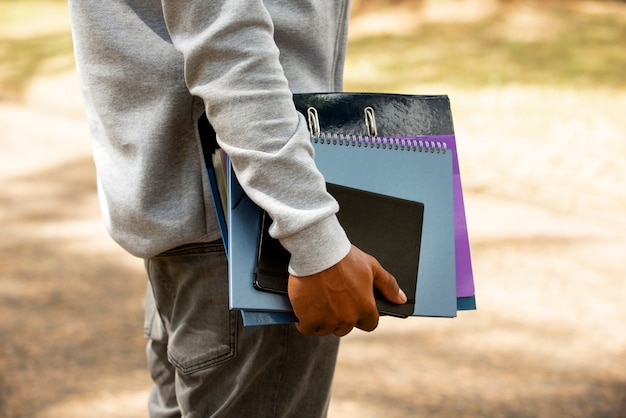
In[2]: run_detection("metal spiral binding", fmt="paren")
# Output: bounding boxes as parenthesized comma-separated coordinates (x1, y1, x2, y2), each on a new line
(306, 106, 446, 154)
(313, 133, 447, 154)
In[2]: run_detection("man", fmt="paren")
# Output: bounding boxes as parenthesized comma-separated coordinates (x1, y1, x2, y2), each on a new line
(69, 0, 406, 416)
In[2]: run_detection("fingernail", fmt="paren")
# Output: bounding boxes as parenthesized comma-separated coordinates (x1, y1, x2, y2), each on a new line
(399, 288, 407, 303)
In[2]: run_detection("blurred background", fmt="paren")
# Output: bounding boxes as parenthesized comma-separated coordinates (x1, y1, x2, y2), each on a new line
(1, 0, 625, 416)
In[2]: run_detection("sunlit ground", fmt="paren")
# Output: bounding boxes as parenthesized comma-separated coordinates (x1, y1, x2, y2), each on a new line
(1, 0, 625, 416)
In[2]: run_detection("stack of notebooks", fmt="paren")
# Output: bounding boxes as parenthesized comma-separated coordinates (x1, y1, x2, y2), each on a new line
(204, 93, 475, 326)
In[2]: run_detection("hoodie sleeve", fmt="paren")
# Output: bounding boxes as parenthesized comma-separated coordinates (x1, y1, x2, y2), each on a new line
(160, 0, 351, 276)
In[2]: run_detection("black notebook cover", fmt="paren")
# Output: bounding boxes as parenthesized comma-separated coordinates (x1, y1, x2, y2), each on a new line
(253, 183, 424, 317)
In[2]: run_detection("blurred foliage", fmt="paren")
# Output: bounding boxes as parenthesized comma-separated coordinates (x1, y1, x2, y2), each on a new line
(0, 0, 625, 99)
(0, 32, 74, 98)
(347, 1, 626, 91)
(0, 0, 74, 99)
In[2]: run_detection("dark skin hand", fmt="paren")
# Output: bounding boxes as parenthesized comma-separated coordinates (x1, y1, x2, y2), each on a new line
(288, 245, 407, 337)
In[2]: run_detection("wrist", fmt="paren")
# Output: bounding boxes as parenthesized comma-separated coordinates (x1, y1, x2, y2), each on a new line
(281, 215, 351, 277)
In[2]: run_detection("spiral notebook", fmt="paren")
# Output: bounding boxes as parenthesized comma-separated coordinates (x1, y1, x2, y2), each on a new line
(253, 183, 425, 318)
(227, 134, 456, 319)
(200, 93, 475, 326)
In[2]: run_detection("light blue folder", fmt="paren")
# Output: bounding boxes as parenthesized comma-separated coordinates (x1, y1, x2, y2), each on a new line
(227, 161, 293, 313)
(228, 136, 456, 324)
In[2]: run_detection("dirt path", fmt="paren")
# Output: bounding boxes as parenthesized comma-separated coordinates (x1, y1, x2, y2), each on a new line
(1, 67, 625, 417)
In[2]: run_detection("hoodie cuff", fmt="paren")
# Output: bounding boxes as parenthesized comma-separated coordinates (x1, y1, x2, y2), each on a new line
(280, 214, 351, 277)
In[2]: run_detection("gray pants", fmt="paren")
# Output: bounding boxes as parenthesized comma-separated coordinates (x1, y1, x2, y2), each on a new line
(143, 241, 340, 417)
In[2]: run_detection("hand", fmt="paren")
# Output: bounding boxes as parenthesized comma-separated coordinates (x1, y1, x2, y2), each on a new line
(287, 245, 407, 337)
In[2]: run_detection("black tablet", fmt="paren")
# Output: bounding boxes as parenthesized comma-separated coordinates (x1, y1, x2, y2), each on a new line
(253, 183, 424, 317)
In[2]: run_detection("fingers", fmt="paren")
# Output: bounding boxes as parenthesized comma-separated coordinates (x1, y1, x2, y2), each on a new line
(294, 300, 377, 337)
(355, 313, 379, 332)
(289, 245, 401, 338)
(295, 321, 354, 337)
(333, 325, 354, 337)
(294, 321, 314, 337)
(371, 258, 408, 305)
(295, 314, 371, 337)
(294, 298, 381, 337)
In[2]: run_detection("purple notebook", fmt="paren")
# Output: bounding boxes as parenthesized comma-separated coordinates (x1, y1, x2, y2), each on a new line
(400, 135, 475, 299)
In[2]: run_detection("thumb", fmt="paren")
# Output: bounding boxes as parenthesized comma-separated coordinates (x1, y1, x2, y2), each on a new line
(371, 260, 408, 305)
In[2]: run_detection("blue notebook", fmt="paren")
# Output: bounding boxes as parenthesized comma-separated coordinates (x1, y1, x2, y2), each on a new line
(227, 135, 456, 322)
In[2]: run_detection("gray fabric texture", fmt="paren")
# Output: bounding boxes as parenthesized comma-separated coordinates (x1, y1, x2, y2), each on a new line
(144, 242, 340, 417)
(69, 0, 352, 276)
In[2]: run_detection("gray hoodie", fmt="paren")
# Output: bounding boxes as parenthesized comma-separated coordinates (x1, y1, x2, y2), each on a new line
(68, 0, 352, 276)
